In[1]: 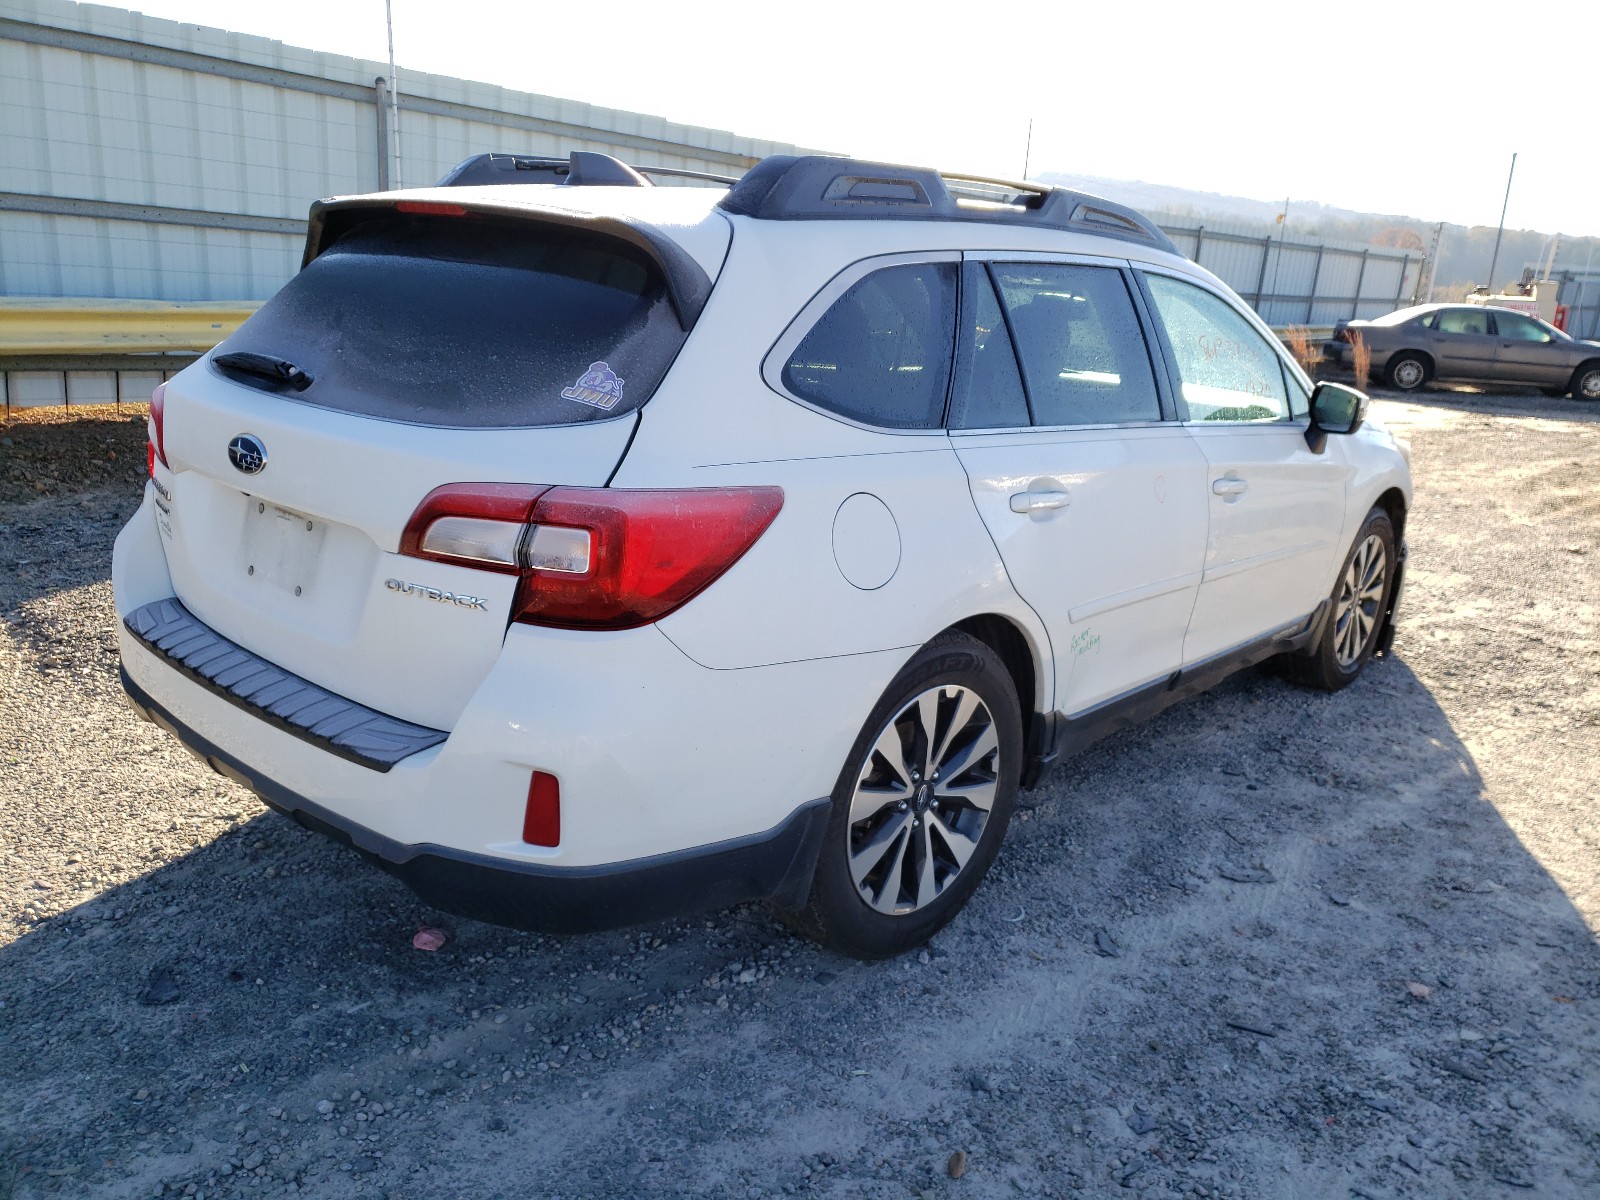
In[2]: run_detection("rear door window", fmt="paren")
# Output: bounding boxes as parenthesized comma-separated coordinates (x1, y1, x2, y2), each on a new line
(1142, 274, 1291, 422)
(1436, 308, 1491, 336)
(215, 215, 688, 428)
(989, 264, 1162, 426)
(781, 263, 957, 430)
(1493, 311, 1553, 342)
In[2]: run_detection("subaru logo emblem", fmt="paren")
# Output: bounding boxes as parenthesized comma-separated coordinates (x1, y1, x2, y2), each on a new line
(228, 434, 267, 475)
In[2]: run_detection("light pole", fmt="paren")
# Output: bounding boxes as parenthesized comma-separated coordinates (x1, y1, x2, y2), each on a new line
(1486, 152, 1517, 291)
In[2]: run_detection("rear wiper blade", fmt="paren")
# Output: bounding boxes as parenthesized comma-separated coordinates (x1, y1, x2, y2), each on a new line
(213, 351, 313, 392)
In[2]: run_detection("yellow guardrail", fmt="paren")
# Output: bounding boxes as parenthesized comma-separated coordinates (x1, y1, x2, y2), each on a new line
(0, 298, 261, 356)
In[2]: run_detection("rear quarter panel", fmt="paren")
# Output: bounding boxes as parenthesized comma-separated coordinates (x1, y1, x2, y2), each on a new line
(608, 221, 1056, 708)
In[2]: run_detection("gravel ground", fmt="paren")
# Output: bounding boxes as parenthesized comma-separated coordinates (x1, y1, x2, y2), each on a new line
(1, 392, 1597, 1199)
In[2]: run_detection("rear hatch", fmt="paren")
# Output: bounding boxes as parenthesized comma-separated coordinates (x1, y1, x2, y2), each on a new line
(151, 196, 727, 730)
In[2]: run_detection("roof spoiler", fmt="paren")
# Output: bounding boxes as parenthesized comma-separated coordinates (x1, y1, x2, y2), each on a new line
(718, 155, 1178, 254)
(300, 196, 713, 330)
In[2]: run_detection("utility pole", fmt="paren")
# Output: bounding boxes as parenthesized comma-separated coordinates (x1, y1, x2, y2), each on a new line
(1486, 151, 1517, 291)
(1422, 221, 1445, 302)
(1266, 198, 1289, 319)
(385, 0, 402, 189)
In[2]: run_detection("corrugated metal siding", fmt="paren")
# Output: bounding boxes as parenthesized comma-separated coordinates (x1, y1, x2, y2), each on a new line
(0, 211, 300, 300)
(6, 0, 1437, 326)
(1553, 270, 1600, 341)
(1151, 212, 1421, 326)
(2, 0, 813, 302)
(2, 41, 377, 217)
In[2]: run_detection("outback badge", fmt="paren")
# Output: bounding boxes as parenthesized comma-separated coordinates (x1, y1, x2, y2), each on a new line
(228, 433, 268, 475)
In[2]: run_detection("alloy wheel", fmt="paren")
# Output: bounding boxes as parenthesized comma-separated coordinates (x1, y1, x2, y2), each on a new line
(1333, 534, 1387, 668)
(846, 684, 1000, 916)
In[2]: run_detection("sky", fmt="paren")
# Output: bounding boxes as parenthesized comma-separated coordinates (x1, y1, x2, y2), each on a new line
(105, 0, 1600, 237)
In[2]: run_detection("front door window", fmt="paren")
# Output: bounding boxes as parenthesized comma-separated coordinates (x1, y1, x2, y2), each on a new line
(1142, 274, 1290, 423)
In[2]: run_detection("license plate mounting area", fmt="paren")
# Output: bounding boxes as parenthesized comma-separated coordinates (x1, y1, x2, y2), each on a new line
(238, 498, 327, 599)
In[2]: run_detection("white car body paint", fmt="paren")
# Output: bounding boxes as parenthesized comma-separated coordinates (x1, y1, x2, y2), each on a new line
(113, 168, 1412, 925)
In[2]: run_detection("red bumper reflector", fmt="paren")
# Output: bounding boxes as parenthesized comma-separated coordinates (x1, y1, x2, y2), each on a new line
(523, 771, 560, 846)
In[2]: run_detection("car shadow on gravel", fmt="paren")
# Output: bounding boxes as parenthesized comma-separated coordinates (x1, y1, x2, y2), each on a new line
(3, 649, 1599, 1197)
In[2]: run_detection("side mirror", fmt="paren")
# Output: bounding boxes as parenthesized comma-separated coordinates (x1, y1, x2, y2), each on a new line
(1305, 381, 1368, 452)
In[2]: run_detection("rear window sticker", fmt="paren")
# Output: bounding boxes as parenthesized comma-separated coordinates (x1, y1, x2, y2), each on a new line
(561, 362, 626, 410)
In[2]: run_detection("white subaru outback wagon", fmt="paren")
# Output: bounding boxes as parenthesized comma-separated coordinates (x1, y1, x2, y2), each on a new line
(114, 152, 1411, 959)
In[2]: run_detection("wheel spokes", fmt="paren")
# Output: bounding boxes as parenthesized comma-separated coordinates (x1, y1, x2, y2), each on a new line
(936, 720, 997, 787)
(849, 810, 913, 911)
(846, 682, 1002, 917)
(850, 722, 917, 825)
(914, 820, 938, 910)
(1334, 534, 1387, 667)
(929, 811, 981, 870)
(929, 687, 981, 769)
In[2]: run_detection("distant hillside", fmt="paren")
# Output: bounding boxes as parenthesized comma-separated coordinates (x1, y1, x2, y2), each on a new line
(1038, 172, 1598, 295)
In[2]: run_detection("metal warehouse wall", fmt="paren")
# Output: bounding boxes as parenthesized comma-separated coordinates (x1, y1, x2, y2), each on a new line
(0, 0, 813, 302)
(1552, 270, 1600, 341)
(1153, 215, 1422, 327)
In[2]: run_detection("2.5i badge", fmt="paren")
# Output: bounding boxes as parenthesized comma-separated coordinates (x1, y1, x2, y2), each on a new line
(561, 362, 626, 410)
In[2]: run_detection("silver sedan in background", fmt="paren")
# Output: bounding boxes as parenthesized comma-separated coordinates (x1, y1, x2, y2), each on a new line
(1326, 303, 1600, 399)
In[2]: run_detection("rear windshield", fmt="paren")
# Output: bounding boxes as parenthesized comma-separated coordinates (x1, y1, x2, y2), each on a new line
(214, 215, 687, 427)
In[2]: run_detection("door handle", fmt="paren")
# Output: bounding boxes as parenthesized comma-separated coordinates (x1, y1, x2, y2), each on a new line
(1212, 477, 1249, 498)
(1010, 490, 1071, 514)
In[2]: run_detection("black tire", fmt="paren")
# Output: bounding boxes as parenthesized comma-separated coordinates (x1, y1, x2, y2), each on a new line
(782, 631, 1022, 959)
(1570, 363, 1600, 402)
(1384, 352, 1430, 393)
(1280, 507, 1397, 692)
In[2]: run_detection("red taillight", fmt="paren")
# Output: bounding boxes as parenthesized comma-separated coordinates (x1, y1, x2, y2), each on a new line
(148, 381, 169, 473)
(399, 483, 784, 630)
(523, 771, 561, 846)
(394, 201, 469, 217)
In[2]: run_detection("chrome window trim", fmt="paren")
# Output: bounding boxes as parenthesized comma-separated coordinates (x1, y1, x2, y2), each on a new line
(947, 418, 1175, 438)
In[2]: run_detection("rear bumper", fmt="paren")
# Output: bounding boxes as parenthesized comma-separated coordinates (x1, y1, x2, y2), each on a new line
(121, 665, 829, 932)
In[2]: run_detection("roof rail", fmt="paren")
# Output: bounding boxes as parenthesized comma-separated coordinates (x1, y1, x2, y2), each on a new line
(437, 152, 739, 189)
(718, 155, 1178, 254)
